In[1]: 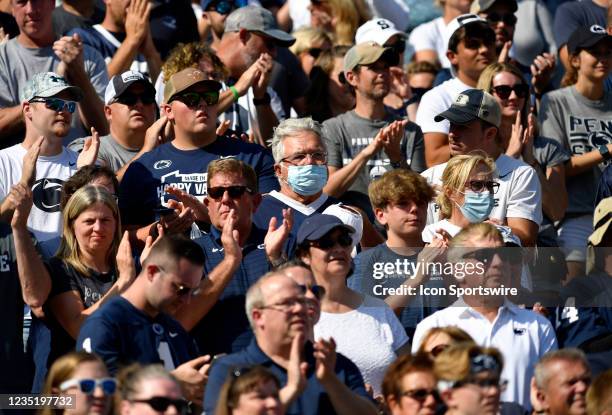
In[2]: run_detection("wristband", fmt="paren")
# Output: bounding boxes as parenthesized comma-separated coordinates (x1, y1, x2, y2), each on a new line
(229, 86, 240, 102)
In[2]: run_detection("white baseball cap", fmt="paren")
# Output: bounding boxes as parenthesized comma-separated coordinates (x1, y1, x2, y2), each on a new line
(355, 18, 405, 46)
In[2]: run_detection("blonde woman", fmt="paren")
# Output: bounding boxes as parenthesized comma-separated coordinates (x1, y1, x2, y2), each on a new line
(289, 27, 332, 76)
(422, 153, 498, 243)
(13, 185, 136, 390)
(41, 352, 115, 415)
(309, 0, 371, 45)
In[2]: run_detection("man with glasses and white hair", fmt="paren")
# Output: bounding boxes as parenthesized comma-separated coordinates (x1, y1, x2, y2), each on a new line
(204, 271, 378, 415)
(411, 222, 557, 410)
(118, 67, 278, 245)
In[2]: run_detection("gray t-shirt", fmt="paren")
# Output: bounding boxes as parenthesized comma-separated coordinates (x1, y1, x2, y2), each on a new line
(322, 110, 426, 208)
(539, 86, 612, 214)
(68, 134, 139, 172)
(0, 38, 109, 148)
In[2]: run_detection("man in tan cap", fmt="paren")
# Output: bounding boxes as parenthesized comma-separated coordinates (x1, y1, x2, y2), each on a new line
(321, 41, 426, 220)
(118, 67, 278, 244)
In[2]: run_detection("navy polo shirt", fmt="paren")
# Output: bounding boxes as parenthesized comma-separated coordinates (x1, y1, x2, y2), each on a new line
(252, 191, 339, 240)
(203, 339, 369, 415)
(76, 296, 198, 375)
(119, 137, 279, 227)
(192, 226, 271, 355)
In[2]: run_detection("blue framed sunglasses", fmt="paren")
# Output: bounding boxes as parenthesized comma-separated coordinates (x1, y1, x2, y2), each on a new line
(29, 97, 77, 113)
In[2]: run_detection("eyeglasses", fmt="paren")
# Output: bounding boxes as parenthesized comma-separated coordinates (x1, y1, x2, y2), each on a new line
(113, 91, 156, 106)
(461, 247, 514, 264)
(281, 151, 327, 165)
(429, 343, 450, 357)
(29, 97, 77, 113)
(309, 233, 353, 250)
(465, 180, 500, 194)
(455, 378, 508, 391)
(59, 378, 117, 395)
(206, 0, 247, 14)
(207, 185, 253, 200)
(259, 297, 309, 312)
(385, 41, 406, 55)
(131, 397, 190, 414)
(492, 84, 529, 100)
(401, 388, 439, 402)
(171, 91, 219, 108)
(297, 284, 325, 300)
(483, 11, 517, 26)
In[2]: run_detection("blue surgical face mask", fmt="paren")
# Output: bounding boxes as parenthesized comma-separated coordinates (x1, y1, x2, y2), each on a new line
(458, 190, 494, 223)
(285, 164, 328, 196)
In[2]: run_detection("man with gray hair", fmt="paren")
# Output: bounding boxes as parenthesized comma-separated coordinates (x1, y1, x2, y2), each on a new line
(204, 271, 377, 415)
(531, 349, 591, 415)
(253, 117, 380, 247)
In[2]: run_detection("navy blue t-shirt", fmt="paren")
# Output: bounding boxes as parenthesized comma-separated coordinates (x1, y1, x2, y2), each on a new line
(252, 192, 339, 240)
(192, 226, 271, 356)
(553, 0, 607, 48)
(119, 137, 279, 227)
(204, 340, 369, 415)
(348, 243, 446, 340)
(77, 296, 198, 375)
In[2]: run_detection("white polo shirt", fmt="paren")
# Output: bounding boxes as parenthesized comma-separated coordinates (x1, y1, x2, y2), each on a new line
(411, 298, 558, 409)
(421, 154, 543, 227)
(416, 77, 472, 135)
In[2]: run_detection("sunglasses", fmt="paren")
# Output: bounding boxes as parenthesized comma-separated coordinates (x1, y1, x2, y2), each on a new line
(466, 180, 500, 194)
(492, 84, 529, 100)
(462, 247, 514, 264)
(463, 37, 495, 50)
(484, 11, 517, 26)
(310, 233, 353, 250)
(207, 0, 247, 14)
(59, 378, 117, 395)
(401, 388, 439, 401)
(172, 281, 200, 297)
(297, 284, 325, 300)
(207, 185, 253, 200)
(171, 91, 219, 108)
(29, 97, 77, 113)
(307, 48, 324, 59)
(131, 397, 190, 414)
(113, 92, 156, 106)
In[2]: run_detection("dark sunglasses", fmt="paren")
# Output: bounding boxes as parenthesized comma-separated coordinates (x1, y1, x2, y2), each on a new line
(466, 180, 500, 194)
(310, 233, 353, 250)
(59, 378, 117, 395)
(207, 0, 247, 14)
(207, 185, 253, 200)
(307, 48, 324, 59)
(113, 92, 156, 106)
(172, 281, 199, 297)
(131, 397, 190, 414)
(484, 11, 517, 26)
(171, 91, 219, 108)
(297, 284, 325, 300)
(463, 37, 495, 50)
(401, 388, 439, 401)
(29, 97, 77, 113)
(462, 247, 513, 264)
(385, 41, 406, 55)
(492, 84, 529, 100)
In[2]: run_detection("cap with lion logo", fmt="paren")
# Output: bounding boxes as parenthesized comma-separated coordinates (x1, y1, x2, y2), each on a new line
(435, 88, 501, 127)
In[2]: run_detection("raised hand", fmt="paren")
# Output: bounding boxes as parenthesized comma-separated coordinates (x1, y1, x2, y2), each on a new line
(281, 332, 308, 405)
(172, 355, 212, 406)
(264, 208, 293, 263)
(125, 0, 152, 49)
(314, 337, 337, 384)
(142, 116, 172, 153)
(220, 209, 242, 263)
(497, 40, 512, 63)
(116, 231, 137, 292)
(162, 199, 195, 234)
(166, 186, 208, 222)
(77, 127, 100, 168)
(506, 112, 524, 158)
(382, 119, 408, 162)
(389, 66, 411, 99)
(53, 33, 85, 76)
(521, 113, 537, 164)
(531, 53, 555, 95)
(21, 136, 43, 187)
(252, 53, 274, 99)
(9, 183, 33, 229)
(142, 223, 164, 264)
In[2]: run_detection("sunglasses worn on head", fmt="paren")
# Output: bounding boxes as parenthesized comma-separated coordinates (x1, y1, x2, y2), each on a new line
(492, 84, 529, 100)
(310, 233, 353, 250)
(484, 11, 517, 26)
(131, 397, 190, 414)
(207, 185, 253, 199)
(59, 378, 117, 395)
(172, 91, 219, 108)
(401, 388, 439, 401)
(297, 284, 325, 300)
(466, 180, 500, 194)
(30, 97, 77, 113)
(114, 92, 156, 106)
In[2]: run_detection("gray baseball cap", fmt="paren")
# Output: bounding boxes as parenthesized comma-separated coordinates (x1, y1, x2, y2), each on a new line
(435, 89, 501, 127)
(224, 5, 295, 47)
(21, 72, 83, 102)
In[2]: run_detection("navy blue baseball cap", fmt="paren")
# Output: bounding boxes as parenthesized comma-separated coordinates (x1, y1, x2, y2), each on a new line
(297, 214, 355, 245)
(567, 25, 612, 55)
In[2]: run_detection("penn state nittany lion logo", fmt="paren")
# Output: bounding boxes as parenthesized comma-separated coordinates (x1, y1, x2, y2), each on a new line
(32, 178, 64, 213)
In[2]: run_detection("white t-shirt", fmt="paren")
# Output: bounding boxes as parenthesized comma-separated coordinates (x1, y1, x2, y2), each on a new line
(411, 298, 558, 408)
(408, 17, 451, 68)
(422, 219, 462, 243)
(421, 155, 543, 226)
(314, 295, 408, 397)
(0, 144, 78, 241)
(415, 77, 472, 134)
